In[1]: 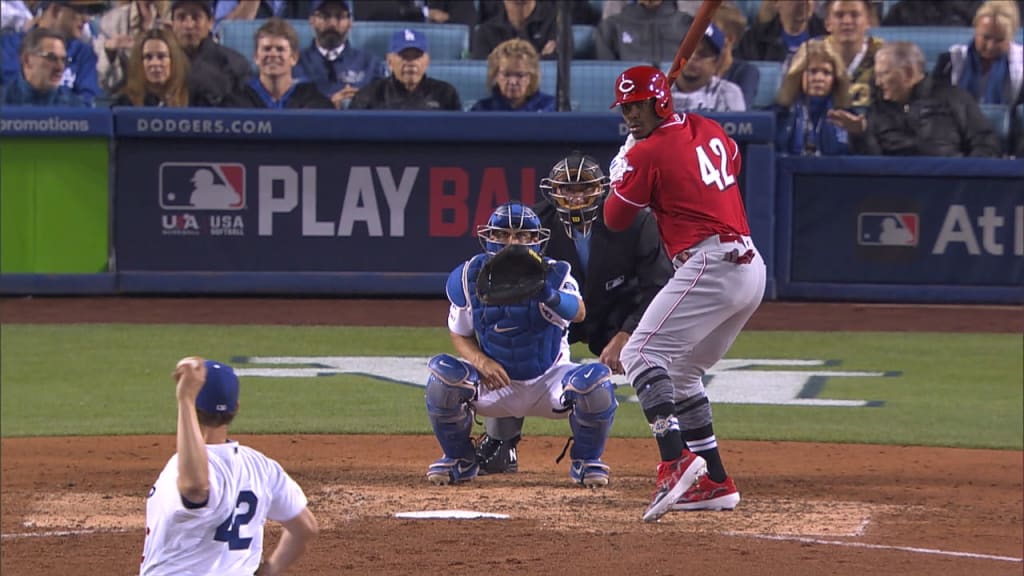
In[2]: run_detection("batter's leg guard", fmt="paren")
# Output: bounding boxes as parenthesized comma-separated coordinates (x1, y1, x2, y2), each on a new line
(425, 354, 479, 485)
(561, 364, 618, 487)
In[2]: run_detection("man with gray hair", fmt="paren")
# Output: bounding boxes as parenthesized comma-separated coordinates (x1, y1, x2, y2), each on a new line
(1, 28, 85, 107)
(829, 41, 1002, 157)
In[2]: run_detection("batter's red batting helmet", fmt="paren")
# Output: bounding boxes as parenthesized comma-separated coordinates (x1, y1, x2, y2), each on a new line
(610, 65, 673, 119)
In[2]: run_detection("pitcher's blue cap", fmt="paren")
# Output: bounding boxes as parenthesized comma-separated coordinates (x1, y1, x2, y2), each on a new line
(195, 360, 239, 414)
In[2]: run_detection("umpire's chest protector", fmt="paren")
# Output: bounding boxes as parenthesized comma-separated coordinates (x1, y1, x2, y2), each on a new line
(465, 255, 565, 381)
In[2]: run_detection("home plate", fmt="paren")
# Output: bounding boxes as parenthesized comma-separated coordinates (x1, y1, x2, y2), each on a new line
(394, 510, 510, 520)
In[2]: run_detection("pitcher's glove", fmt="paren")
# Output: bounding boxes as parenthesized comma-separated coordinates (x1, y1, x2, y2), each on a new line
(476, 244, 548, 305)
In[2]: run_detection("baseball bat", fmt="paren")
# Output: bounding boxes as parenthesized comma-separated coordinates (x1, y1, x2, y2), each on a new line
(666, 0, 725, 84)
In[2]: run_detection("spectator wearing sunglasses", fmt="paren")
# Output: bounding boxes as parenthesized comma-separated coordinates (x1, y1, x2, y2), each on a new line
(1, 27, 85, 107)
(1, 0, 101, 106)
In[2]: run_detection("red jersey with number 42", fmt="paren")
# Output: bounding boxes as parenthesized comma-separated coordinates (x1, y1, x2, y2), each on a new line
(606, 113, 750, 260)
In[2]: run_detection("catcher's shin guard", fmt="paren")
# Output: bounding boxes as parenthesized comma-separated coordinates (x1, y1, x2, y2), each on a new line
(561, 364, 618, 486)
(425, 354, 478, 462)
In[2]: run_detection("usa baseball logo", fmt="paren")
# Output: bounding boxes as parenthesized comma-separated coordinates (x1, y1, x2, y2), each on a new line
(857, 212, 919, 247)
(159, 163, 246, 211)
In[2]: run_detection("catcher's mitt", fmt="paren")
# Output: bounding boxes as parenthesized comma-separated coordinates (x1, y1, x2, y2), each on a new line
(476, 244, 548, 305)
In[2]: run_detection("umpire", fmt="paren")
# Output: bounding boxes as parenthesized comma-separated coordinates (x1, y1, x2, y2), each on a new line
(477, 151, 673, 474)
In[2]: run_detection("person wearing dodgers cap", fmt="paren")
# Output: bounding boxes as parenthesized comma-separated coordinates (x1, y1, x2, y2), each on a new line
(349, 27, 462, 110)
(139, 357, 318, 575)
(669, 22, 746, 112)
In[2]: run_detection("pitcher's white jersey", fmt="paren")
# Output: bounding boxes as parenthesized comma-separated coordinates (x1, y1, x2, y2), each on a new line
(140, 441, 308, 576)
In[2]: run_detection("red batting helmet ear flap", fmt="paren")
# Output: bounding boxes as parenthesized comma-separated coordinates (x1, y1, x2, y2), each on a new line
(611, 65, 674, 119)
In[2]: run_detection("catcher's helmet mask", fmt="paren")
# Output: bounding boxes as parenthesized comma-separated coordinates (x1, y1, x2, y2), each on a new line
(540, 151, 609, 238)
(477, 202, 551, 255)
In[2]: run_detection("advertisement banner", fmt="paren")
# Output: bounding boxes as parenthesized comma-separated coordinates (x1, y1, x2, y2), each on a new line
(114, 140, 624, 272)
(788, 171, 1023, 286)
(0, 138, 110, 273)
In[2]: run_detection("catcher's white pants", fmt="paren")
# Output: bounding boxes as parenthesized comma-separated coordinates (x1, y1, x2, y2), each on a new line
(473, 360, 576, 420)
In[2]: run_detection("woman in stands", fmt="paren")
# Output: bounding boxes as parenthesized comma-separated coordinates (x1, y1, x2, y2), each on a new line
(470, 38, 555, 112)
(113, 28, 190, 107)
(933, 0, 1022, 106)
(774, 38, 852, 156)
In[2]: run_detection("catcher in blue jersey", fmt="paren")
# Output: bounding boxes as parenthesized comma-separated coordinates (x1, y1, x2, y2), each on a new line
(424, 202, 619, 487)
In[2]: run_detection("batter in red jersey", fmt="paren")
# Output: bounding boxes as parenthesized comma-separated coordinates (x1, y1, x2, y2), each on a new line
(603, 65, 766, 523)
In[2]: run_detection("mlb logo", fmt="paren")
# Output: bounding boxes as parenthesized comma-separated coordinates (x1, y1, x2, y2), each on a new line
(858, 212, 918, 246)
(159, 163, 245, 211)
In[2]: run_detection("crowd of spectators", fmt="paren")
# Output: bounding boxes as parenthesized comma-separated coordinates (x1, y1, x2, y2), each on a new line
(0, 0, 1021, 157)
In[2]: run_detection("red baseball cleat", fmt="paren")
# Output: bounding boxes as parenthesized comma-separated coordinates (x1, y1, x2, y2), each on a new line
(671, 475, 740, 511)
(642, 452, 707, 522)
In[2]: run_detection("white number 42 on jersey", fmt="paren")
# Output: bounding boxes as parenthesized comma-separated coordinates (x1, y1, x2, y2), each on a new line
(696, 137, 736, 191)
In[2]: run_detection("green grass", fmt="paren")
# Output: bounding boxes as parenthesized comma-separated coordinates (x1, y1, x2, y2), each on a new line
(1, 324, 1021, 449)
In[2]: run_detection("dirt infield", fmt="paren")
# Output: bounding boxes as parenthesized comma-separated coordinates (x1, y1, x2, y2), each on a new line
(1, 298, 1022, 575)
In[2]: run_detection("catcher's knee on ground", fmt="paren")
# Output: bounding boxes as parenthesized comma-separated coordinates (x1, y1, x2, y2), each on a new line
(561, 364, 618, 486)
(425, 354, 478, 470)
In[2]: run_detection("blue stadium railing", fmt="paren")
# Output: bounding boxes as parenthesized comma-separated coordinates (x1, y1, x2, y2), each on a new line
(1, 107, 1021, 303)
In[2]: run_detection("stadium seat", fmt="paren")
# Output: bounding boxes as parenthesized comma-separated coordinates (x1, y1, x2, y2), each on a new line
(749, 60, 783, 109)
(573, 24, 597, 59)
(979, 104, 1010, 154)
(217, 19, 313, 71)
(568, 61, 648, 112)
(350, 22, 469, 61)
(427, 60, 490, 110)
(539, 60, 557, 96)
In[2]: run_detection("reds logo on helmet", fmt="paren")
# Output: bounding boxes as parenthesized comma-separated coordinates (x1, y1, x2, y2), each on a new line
(610, 65, 674, 119)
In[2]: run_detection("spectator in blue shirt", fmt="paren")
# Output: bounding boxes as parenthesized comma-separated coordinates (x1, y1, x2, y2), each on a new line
(471, 38, 554, 112)
(294, 0, 384, 109)
(1, 27, 85, 107)
(775, 39, 851, 156)
(0, 0, 100, 106)
(225, 18, 333, 109)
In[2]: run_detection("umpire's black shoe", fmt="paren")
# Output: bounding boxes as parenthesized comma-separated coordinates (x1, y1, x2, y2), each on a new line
(476, 434, 520, 474)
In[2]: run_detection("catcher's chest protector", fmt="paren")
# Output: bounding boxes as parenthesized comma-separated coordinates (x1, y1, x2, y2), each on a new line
(465, 255, 564, 381)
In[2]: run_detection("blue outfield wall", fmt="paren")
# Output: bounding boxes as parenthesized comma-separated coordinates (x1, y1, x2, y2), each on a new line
(1, 107, 1022, 304)
(776, 157, 1024, 304)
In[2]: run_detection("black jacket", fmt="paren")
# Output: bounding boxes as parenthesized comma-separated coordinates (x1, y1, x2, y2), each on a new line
(225, 80, 334, 109)
(595, 2, 694, 63)
(852, 76, 1002, 157)
(534, 202, 672, 356)
(881, 0, 981, 26)
(349, 75, 461, 110)
(735, 14, 827, 63)
(352, 0, 479, 25)
(471, 1, 558, 60)
(188, 36, 251, 107)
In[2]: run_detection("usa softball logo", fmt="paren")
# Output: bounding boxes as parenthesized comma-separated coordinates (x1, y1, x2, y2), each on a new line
(159, 163, 246, 211)
(857, 212, 918, 246)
